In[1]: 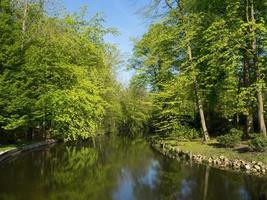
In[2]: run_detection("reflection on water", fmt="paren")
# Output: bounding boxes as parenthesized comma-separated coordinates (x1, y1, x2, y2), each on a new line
(113, 168, 134, 200)
(140, 159, 159, 189)
(0, 136, 266, 200)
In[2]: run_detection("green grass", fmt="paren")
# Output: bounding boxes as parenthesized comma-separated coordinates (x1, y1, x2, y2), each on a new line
(0, 141, 39, 153)
(0, 145, 18, 152)
(159, 138, 267, 164)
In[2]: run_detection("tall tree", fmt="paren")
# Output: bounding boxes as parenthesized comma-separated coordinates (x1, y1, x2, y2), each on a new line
(247, 0, 267, 136)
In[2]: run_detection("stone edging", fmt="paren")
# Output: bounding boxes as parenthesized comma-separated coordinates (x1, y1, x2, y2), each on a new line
(0, 139, 57, 163)
(150, 139, 267, 177)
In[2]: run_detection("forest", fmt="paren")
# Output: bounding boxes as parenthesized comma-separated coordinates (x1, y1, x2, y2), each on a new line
(130, 0, 267, 149)
(0, 0, 151, 143)
(1, 1, 267, 199)
(0, 0, 267, 152)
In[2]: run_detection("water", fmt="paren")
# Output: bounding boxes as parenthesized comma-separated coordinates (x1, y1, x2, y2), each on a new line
(0, 136, 266, 200)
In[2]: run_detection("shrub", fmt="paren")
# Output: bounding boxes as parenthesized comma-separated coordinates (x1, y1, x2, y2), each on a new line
(170, 126, 200, 140)
(217, 129, 243, 148)
(229, 128, 243, 137)
(249, 135, 267, 152)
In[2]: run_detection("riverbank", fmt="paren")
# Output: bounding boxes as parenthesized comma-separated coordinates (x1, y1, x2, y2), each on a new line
(150, 136, 267, 176)
(0, 139, 57, 163)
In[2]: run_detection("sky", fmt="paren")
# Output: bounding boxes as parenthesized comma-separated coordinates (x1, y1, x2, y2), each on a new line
(62, 0, 151, 85)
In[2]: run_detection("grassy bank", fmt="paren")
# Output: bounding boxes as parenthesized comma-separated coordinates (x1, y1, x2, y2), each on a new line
(152, 137, 267, 164)
(0, 145, 17, 153)
(0, 141, 40, 153)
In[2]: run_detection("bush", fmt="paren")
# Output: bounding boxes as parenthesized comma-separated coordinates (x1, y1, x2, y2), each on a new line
(249, 135, 267, 152)
(170, 126, 200, 140)
(228, 128, 243, 137)
(217, 129, 243, 148)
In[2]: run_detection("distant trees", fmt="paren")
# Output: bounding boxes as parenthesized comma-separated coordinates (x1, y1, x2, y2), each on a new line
(0, 0, 154, 143)
(132, 0, 267, 139)
(118, 82, 152, 137)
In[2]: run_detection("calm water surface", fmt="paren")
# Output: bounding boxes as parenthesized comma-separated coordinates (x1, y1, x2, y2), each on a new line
(0, 137, 266, 200)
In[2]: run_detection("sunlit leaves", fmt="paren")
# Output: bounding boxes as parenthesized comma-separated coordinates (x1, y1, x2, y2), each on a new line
(0, 1, 120, 141)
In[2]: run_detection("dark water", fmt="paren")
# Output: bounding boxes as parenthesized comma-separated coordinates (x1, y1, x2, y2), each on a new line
(0, 137, 267, 200)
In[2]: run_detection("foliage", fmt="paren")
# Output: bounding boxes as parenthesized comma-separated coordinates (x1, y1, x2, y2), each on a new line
(1, 0, 267, 143)
(131, 0, 267, 140)
(169, 126, 200, 140)
(0, 1, 123, 142)
(217, 129, 243, 148)
(249, 135, 267, 152)
(118, 84, 152, 137)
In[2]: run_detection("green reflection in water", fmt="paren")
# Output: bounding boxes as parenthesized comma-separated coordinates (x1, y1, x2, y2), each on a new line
(0, 136, 266, 200)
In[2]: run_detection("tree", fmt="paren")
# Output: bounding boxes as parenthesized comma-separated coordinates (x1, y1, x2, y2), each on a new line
(133, 0, 267, 139)
(0, 2, 123, 142)
(135, 0, 211, 140)
(0, 0, 23, 141)
(247, 0, 267, 136)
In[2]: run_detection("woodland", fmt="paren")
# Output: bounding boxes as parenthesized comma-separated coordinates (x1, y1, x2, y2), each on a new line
(0, 0, 267, 151)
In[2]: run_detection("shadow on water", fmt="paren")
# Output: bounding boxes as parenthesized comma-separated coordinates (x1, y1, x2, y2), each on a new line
(0, 136, 266, 200)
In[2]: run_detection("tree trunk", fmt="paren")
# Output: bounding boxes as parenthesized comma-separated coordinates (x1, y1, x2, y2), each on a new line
(187, 45, 210, 141)
(243, 52, 254, 136)
(249, 0, 267, 136)
(21, 0, 29, 49)
(256, 88, 266, 136)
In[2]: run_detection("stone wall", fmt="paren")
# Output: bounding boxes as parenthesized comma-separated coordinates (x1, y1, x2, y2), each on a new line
(150, 139, 267, 177)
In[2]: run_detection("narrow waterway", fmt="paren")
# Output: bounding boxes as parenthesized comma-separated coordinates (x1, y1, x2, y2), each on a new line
(0, 137, 266, 200)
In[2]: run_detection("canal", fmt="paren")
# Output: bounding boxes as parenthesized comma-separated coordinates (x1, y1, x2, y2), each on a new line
(0, 136, 266, 200)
